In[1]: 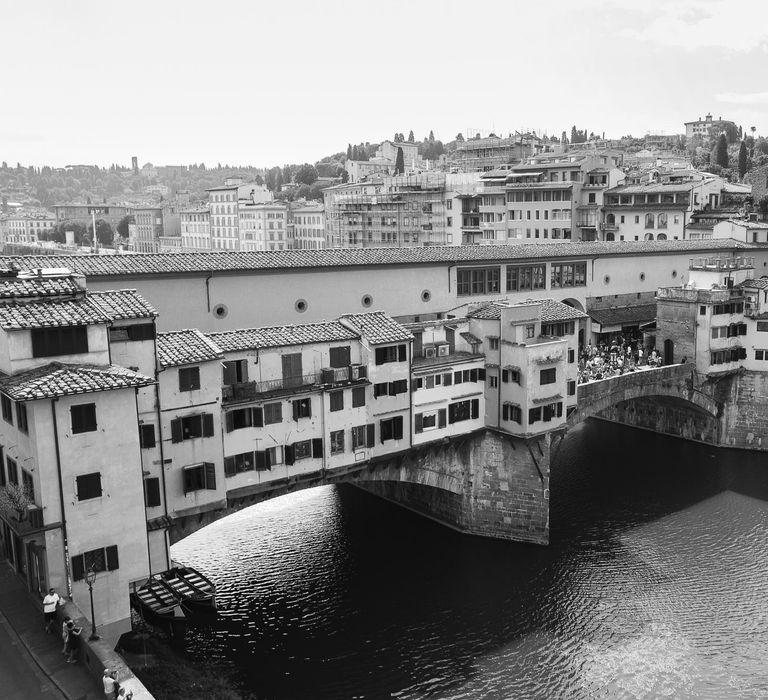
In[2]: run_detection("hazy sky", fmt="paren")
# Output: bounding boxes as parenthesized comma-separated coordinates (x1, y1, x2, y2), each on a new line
(3, 0, 767, 168)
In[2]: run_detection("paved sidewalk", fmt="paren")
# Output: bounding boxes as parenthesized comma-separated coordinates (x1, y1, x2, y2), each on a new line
(0, 563, 102, 700)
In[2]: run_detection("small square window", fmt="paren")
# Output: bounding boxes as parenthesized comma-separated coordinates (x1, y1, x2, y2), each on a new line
(526, 325, 535, 339)
(76, 472, 102, 501)
(179, 367, 200, 392)
(71, 403, 97, 434)
(330, 391, 344, 412)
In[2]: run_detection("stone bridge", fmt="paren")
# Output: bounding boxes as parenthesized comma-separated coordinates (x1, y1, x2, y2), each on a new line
(165, 364, 728, 549)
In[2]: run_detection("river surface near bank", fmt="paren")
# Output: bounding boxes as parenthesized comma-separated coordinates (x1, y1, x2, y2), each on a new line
(172, 420, 768, 699)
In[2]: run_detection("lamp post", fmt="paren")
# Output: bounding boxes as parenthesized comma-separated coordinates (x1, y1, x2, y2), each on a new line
(84, 566, 99, 641)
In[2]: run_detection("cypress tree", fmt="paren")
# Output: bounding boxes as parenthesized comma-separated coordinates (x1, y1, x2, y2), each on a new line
(346, 144, 352, 159)
(394, 147, 405, 175)
(407, 130, 415, 142)
(738, 140, 748, 179)
(714, 133, 729, 168)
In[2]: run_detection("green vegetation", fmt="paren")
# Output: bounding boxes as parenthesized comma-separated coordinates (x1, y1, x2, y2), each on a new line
(134, 660, 243, 700)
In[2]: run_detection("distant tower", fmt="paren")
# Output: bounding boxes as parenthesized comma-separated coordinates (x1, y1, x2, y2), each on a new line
(131, 156, 138, 174)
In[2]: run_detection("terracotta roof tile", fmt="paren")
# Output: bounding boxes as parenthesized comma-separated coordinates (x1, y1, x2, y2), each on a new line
(588, 303, 657, 326)
(157, 329, 223, 368)
(86, 289, 158, 320)
(0, 275, 82, 299)
(468, 298, 588, 322)
(0, 298, 111, 330)
(0, 362, 154, 401)
(208, 321, 359, 353)
(0, 240, 756, 277)
(740, 278, 768, 290)
(340, 312, 413, 345)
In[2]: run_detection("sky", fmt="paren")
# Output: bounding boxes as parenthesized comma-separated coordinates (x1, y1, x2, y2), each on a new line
(2, 0, 768, 168)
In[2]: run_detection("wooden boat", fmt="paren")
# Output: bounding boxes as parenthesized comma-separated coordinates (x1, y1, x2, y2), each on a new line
(130, 578, 187, 636)
(154, 566, 217, 616)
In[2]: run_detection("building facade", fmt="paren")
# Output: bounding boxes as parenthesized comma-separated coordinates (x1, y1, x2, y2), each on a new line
(180, 206, 211, 250)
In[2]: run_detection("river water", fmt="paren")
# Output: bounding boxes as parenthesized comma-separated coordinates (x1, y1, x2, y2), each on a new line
(173, 420, 768, 699)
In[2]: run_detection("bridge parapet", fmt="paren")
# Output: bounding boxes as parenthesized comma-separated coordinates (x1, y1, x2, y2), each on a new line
(570, 363, 718, 426)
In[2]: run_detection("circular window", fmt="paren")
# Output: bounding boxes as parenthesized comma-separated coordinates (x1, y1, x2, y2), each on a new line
(361, 294, 373, 308)
(639, 272, 646, 281)
(212, 304, 228, 319)
(295, 299, 308, 313)
(603, 275, 611, 284)
(421, 289, 432, 303)
(672, 269, 678, 278)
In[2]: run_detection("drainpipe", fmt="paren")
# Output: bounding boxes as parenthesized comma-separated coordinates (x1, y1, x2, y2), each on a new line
(497, 317, 502, 429)
(50, 398, 72, 598)
(205, 271, 213, 313)
(153, 333, 171, 570)
(134, 387, 154, 573)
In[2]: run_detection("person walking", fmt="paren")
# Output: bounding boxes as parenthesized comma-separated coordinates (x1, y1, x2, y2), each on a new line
(66, 625, 82, 663)
(61, 615, 72, 654)
(42, 588, 61, 634)
(103, 668, 118, 699)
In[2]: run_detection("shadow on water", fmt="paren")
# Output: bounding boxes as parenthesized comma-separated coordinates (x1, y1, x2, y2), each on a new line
(174, 420, 768, 699)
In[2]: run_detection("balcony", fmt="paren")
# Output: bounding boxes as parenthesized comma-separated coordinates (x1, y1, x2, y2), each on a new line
(222, 366, 368, 403)
(0, 505, 46, 535)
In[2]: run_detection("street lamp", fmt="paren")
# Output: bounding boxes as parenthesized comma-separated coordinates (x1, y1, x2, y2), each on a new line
(84, 566, 100, 641)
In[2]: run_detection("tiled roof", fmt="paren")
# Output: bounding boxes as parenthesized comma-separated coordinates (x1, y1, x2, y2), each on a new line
(157, 329, 223, 367)
(460, 331, 482, 344)
(0, 240, 756, 277)
(208, 321, 359, 353)
(87, 290, 158, 320)
(605, 183, 691, 194)
(588, 303, 657, 326)
(340, 312, 413, 345)
(0, 362, 154, 401)
(0, 298, 111, 330)
(468, 298, 588, 322)
(740, 278, 768, 290)
(0, 275, 82, 299)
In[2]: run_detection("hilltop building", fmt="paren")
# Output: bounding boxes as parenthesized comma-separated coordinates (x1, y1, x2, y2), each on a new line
(684, 113, 737, 143)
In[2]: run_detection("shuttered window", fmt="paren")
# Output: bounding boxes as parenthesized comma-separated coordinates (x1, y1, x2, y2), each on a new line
(75, 472, 102, 501)
(178, 367, 201, 392)
(182, 462, 216, 493)
(170, 413, 215, 442)
(144, 478, 161, 507)
(139, 424, 156, 448)
(71, 403, 97, 434)
(329, 346, 351, 368)
(31, 326, 88, 358)
(71, 545, 119, 581)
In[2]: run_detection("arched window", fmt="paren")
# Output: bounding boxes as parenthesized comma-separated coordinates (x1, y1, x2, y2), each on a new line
(606, 213, 615, 225)
(606, 232, 615, 241)
(645, 213, 655, 228)
(657, 213, 667, 229)
(645, 232, 655, 241)
(657, 233, 667, 241)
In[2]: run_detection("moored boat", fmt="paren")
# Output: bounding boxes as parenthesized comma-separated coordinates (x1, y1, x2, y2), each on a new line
(130, 578, 187, 636)
(155, 566, 217, 615)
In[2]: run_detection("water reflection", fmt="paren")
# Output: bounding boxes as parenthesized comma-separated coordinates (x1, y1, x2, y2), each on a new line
(173, 421, 768, 699)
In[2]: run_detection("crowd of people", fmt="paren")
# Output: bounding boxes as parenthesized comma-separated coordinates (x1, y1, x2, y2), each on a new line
(578, 336, 666, 384)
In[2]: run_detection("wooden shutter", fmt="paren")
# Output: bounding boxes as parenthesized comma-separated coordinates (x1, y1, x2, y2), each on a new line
(222, 361, 237, 385)
(252, 407, 264, 427)
(388, 382, 396, 396)
(170, 418, 182, 443)
(312, 438, 323, 458)
(292, 400, 300, 421)
(284, 444, 295, 465)
(398, 344, 406, 362)
(140, 424, 156, 448)
(329, 346, 350, 368)
(202, 414, 214, 437)
(366, 423, 375, 448)
(471, 399, 479, 419)
(438, 409, 447, 428)
(415, 413, 423, 434)
(478, 368, 486, 381)
(413, 332, 423, 358)
(470, 369, 478, 383)
(264, 449, 272, 469)
(255, 451, 266, 471)
(448, 404, 456, 424)
(225, 412, 235, 433)
(224, 457, 236, 477)
(183, 468, 194, 493)
(204, 462, 216, 489)
(454, 371, 461, 384)
(444, 373, 452, 386)
(393, 416, 403, 440)
(106, 545, 119, 571)
(71, 554, 85, 581)
(375, 347, 386, 365)
(144, 478, 161, 507)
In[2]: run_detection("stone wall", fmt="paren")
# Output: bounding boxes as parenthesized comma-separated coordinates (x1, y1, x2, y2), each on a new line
(356, 430, 550, 544)
(713, 370, 768, 449)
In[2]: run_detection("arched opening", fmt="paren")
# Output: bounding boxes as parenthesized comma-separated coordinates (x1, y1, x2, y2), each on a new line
(561, 298, 585, 312)
(606, 232, 615, 241)
(606, 213, 615, 225)
(657, 233, 667, 241)
(645, 232, 655, 241)
(664, 338, 674, 365)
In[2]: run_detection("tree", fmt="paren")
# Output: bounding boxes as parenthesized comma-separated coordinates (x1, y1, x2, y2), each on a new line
(429, 130, 435, 142)
(88, 219, 114, 246)
(455, 133, 464, 142)
(394, 133, 401, 143)
(714, 133, 729, 168)
(351, 145, 359, 160)
(394, 147, 404, 175)
(738, 140, 748, 179)
(407, 130, 414, 143)
(294, 164, 318, 186)
(274, 168, 283, 191)
(346, 144, 353, 159)
(116, 215, 134, 238)
(758, 195, 768, 220)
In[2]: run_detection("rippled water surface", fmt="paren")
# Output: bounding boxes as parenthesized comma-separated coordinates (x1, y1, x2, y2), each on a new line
(173, 421, 768, 699)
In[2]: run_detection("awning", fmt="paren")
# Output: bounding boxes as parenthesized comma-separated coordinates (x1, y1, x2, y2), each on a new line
(533, 394, 563, 405)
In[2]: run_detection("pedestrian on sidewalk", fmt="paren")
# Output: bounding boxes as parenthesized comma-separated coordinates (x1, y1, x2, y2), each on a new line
(66, 625, 82, 663)
(117, 688, 133, 699)
(61, 615, 72, 654)
(103, 668, 117, 699)
(42, 587, 61, 634)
